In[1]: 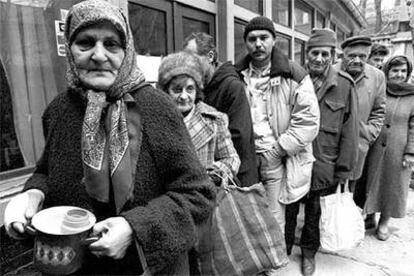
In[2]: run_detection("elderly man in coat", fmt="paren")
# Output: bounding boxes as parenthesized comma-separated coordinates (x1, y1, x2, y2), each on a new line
(333, 36, 386, 229)
(285, 28, 359, 276)
(234, 16, 320, 234)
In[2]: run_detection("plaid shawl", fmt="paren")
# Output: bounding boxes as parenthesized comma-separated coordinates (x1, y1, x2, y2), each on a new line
(185, 102, 240, 178)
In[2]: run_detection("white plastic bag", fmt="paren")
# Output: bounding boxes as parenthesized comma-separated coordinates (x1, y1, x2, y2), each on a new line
(319, 182, 364, 252)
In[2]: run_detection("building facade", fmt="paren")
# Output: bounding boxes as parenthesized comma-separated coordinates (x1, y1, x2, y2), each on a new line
(0, 0, 364, 273)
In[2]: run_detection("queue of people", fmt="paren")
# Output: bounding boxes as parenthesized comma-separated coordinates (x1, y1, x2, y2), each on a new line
(3, 1, 414, 275)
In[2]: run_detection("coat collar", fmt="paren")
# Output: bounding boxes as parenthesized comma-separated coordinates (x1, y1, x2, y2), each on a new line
(185, 102, 218, 150)
(235, 47, 293, 78)
(315, 65, 338, 101)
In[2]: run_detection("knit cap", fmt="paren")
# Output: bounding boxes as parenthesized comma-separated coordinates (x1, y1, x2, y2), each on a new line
(243, 16, 276, 40)
(158, 51, 204, 91)
(307, 28, 337, 49)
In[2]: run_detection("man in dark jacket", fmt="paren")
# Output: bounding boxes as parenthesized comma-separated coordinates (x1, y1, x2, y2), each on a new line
(285, 28, 358, 276)
(183, 32, 258, 186)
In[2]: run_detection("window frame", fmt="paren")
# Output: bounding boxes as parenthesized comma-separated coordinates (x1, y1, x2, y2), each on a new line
(294, 0, 314, 35)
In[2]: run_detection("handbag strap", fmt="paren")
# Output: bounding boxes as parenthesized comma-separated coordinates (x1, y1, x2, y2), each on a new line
(209, 168, 239, 188)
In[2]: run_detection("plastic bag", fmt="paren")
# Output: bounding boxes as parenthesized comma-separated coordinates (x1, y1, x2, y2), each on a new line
(319, 182, 364, 252)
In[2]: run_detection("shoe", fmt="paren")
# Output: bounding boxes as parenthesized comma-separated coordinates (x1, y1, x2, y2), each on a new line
(376, 227, 390, 241)
(301, 255, 315, 276)
(364, 214, 376, 229)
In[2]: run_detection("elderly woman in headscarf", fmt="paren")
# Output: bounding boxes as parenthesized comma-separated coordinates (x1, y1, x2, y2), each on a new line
(362, 55, 414, 241)
(157, 51, 240, 184)
(3, 1, 214, 275)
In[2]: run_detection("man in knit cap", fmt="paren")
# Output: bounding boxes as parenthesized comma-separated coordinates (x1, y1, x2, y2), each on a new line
(235, 16, 320, 240)
(183, 32, 258, 187)
(368, 43, 389, 69)
(285, 28, 359, 276)
(333, 36, 386, 230)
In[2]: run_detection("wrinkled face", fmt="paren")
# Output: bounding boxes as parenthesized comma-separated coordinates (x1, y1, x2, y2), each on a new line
(307, 46, 332, 76)
(167, 75, 197, 115)
(368, 53, 386, 69)
(245, 30, 276, 66)
(388, 64, 408, 82)
(70, 21, 125, 91)
(343, 45, 370, 76)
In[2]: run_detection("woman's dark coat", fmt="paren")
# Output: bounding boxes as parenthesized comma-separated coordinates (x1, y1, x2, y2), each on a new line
(23, 84, 215, 275)
(363, 57, 414, 217)
(311, 66, 359, 190)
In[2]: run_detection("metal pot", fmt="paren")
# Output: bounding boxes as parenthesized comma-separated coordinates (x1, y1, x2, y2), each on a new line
(27, 206, 97, 275)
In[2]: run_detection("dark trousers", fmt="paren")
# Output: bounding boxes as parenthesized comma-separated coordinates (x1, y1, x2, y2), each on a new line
(285, 186, 337, 258)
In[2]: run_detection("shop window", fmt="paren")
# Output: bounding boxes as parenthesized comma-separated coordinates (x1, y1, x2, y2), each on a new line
(1, 60, 24, 172)
(330, 22, 336, 32)
(0, 0, 81, 177)
(183, 17, 210, 40)
(272, 0, 290, 27)
(316, 12, 325, 28)
(176, 4, 215, 50)
(235, 0, 263, 15)
(128, 2, 169, 56)
(234, 19, 248, 63)
(275, 33, 291, 58)
(295, 39, 306, 65)
(337, 28, 345, 45)
(294, 0, 313, 35)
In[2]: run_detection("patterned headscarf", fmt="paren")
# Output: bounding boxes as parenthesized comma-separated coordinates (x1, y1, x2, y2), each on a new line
(65, 0, 145, 213)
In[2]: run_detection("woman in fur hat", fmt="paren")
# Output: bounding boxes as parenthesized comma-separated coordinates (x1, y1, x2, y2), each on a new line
(158, 51, 240, 184)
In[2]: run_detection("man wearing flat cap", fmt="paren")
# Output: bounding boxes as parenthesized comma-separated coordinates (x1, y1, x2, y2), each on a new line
(333, 36, 386, 221)
(285, 28, 358, 276)
(368, 43, 389, 69)
(235, 16, 320, 237)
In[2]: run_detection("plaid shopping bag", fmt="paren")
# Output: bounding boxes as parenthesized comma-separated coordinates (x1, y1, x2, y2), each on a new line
(198, 182, 289, 276)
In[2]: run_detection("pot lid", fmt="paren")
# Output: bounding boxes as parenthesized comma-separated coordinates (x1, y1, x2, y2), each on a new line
(31, 206, 96, 235)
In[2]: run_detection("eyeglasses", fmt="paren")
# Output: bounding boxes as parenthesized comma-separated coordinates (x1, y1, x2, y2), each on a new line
(169, 85, 196, 95)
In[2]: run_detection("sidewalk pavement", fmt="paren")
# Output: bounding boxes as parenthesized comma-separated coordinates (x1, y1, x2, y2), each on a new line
(275, 189, 414, 276)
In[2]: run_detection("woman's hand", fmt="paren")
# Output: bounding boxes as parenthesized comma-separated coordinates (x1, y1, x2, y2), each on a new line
(402, 154, 414, 168)
(4, 189, 44, 239)
(89, 217, 133, 260)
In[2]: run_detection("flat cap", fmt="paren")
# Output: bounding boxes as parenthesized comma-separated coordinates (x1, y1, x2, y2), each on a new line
(340, 35, 372, 49)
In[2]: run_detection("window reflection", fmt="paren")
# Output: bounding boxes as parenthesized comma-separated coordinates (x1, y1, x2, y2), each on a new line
(183, 17, 210, 41)
(0, 0, 80, 174)
(275, 34, 291, 58)
(0, 58, 25, 172)
(295, 39, 305, 66)
(294, 0, 313, 35)
(316, 12, 325, 28)
(129, 3, 167, 56)
(235, 0, 263, 15)
(273, 0, 290, 27)
(234, 19, 248, 62)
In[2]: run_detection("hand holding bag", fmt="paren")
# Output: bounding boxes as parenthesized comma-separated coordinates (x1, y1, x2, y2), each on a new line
(319, 182, 365, 252)
(198, 172, 289, 276)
